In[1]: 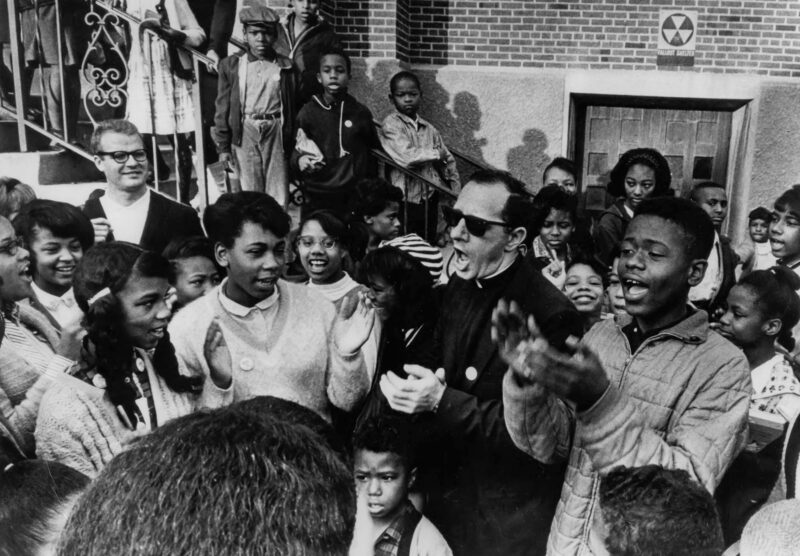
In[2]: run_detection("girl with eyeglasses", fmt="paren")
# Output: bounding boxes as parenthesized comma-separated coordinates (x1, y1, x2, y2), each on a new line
(297, 210, 365, 307)
(35, 242, 227, 477)
(296, 211, 380, 434)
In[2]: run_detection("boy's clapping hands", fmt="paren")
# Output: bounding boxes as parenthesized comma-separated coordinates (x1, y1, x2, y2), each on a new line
(492, 299, 610, 410)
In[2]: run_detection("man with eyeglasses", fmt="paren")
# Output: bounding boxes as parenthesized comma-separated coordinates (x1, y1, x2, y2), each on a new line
(378, 169, 583, 555)
(83, 119, 203, 254)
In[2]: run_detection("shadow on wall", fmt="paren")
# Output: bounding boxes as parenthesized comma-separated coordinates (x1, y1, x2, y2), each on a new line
(507, 129, 551, 194)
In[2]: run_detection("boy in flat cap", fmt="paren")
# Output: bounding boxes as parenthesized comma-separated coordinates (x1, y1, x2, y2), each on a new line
(213, 6, 298, 205)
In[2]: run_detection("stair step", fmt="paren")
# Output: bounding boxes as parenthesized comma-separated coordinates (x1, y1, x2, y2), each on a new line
(0, 150, 103, 186)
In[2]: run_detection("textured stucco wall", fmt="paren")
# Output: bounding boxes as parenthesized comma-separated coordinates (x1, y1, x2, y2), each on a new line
(350, 59, 567, 190)
(349, 59, 799, 245)
(748, 83, 800, 209)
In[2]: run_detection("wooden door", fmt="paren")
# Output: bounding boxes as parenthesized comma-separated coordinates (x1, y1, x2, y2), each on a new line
(581, 106, 731, 203)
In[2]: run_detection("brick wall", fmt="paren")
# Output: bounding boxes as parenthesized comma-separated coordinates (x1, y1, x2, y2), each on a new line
(328, 0, 800, 77)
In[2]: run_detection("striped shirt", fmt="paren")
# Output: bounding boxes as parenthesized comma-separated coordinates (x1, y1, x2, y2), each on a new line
(381, 233, 444, 283)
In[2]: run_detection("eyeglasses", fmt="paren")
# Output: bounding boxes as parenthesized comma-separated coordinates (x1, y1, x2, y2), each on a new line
(96, 149, 148, 164)
(296, 236, 338, 249)
(0, 237, 24, 257)
(441, 206, 509, 237)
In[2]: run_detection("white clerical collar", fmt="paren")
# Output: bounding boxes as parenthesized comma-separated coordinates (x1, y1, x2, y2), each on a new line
(476, 254, 518, 288)
(217, 278, 280, 317)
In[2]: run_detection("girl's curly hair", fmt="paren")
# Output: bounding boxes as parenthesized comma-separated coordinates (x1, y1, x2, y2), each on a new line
(73, 241, 202, 427)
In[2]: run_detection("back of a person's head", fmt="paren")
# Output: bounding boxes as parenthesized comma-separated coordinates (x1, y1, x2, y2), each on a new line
(599, 465, 723, 556)
(0, 459, 89, 556)
(204, 191, 291, 247)
(14, 199, 94, 250)
(352, 178, 404, 219)
(57, 399, 356, 555)
(0, 177, 36, 220)
(739, 499, 800, 556)
(634, 196, 715, 261)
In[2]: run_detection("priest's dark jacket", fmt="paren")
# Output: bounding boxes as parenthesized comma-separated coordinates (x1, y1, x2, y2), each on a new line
(420, 255, 583, 556)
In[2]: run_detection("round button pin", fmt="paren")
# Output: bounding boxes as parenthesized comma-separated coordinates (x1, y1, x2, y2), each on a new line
(240, 358, 255, 371)
(465, 367, 478, 381)
(344, 119, 353, 128)
(135, 358, 146, 372)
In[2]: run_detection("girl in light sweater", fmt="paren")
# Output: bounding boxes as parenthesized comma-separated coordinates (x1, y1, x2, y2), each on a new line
(36, 242, 227, 477)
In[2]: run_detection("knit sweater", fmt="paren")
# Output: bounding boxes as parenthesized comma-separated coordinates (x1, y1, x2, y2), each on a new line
(35, 348, 197, 477)
(168, 280, 369, 421)
(0, 302, 70, 455)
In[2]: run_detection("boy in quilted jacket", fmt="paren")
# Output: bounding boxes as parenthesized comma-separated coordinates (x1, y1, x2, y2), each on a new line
(496, 196, 751, 555)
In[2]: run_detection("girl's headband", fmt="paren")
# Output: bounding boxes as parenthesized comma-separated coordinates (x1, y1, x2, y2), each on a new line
(88, 287, 111, 307)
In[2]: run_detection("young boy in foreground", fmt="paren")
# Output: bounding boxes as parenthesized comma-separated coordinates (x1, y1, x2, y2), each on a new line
(350, 417, 452, 556)
(496, 197, 751, 555)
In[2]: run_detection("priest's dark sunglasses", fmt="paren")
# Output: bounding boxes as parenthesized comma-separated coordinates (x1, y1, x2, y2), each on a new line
(95, 149, 148, 164)
(441, 206, 509, 237)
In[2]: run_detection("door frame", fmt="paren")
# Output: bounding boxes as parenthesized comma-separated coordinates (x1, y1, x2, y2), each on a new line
(563, 71, 760, 240)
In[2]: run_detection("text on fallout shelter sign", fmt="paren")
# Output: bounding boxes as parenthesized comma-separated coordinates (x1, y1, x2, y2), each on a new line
(657, 10, 697, 67)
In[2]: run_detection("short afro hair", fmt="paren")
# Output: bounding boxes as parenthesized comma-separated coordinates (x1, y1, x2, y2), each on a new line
(599, 465, 724, 556)
(204, 191, 291, 247)
(57, 398, 356, 555)
(633, 196, 715, 262)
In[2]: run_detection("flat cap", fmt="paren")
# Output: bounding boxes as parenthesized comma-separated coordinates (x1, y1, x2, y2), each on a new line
(239, 6, 280, 26)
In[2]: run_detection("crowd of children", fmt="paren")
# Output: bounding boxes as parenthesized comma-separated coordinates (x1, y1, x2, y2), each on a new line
(4, 2, 800, 555)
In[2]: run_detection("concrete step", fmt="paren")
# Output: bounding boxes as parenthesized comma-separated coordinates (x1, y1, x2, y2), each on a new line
(0, 150, 104, 187)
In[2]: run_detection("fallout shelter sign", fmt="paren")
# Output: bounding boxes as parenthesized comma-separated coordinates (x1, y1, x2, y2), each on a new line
(657, 10, 698, 67)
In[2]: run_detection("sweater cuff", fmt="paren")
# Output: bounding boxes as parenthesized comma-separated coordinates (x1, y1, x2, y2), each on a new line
(43, 355, 76, 379)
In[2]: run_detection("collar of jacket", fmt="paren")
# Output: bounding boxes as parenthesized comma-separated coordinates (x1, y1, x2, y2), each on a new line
(614, 308, 708, 345)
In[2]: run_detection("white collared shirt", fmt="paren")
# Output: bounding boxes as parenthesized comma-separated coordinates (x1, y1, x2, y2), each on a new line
(31, 283, 82, 328)
(100, 188, 151, 245)
(217, 278, 280, 316)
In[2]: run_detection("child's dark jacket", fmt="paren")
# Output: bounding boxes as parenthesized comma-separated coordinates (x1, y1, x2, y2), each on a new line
(212, 51, 298, 155)
(290, 93, 378, 194)
(275, 14, 342, 106)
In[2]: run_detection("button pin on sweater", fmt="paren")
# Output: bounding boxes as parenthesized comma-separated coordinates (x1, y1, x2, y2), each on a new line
(465, 366, 478, 381)
(240, 357, 255, 371)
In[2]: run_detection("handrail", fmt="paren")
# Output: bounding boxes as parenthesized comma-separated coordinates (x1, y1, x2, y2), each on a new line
(370, 118, 495, 191)
(370, 148, 457, 199)
(449, 145, 497, 172)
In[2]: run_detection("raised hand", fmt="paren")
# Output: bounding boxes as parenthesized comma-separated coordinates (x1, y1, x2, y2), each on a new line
(204, 319, 231, 389)
(333, 291, 375, 354)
